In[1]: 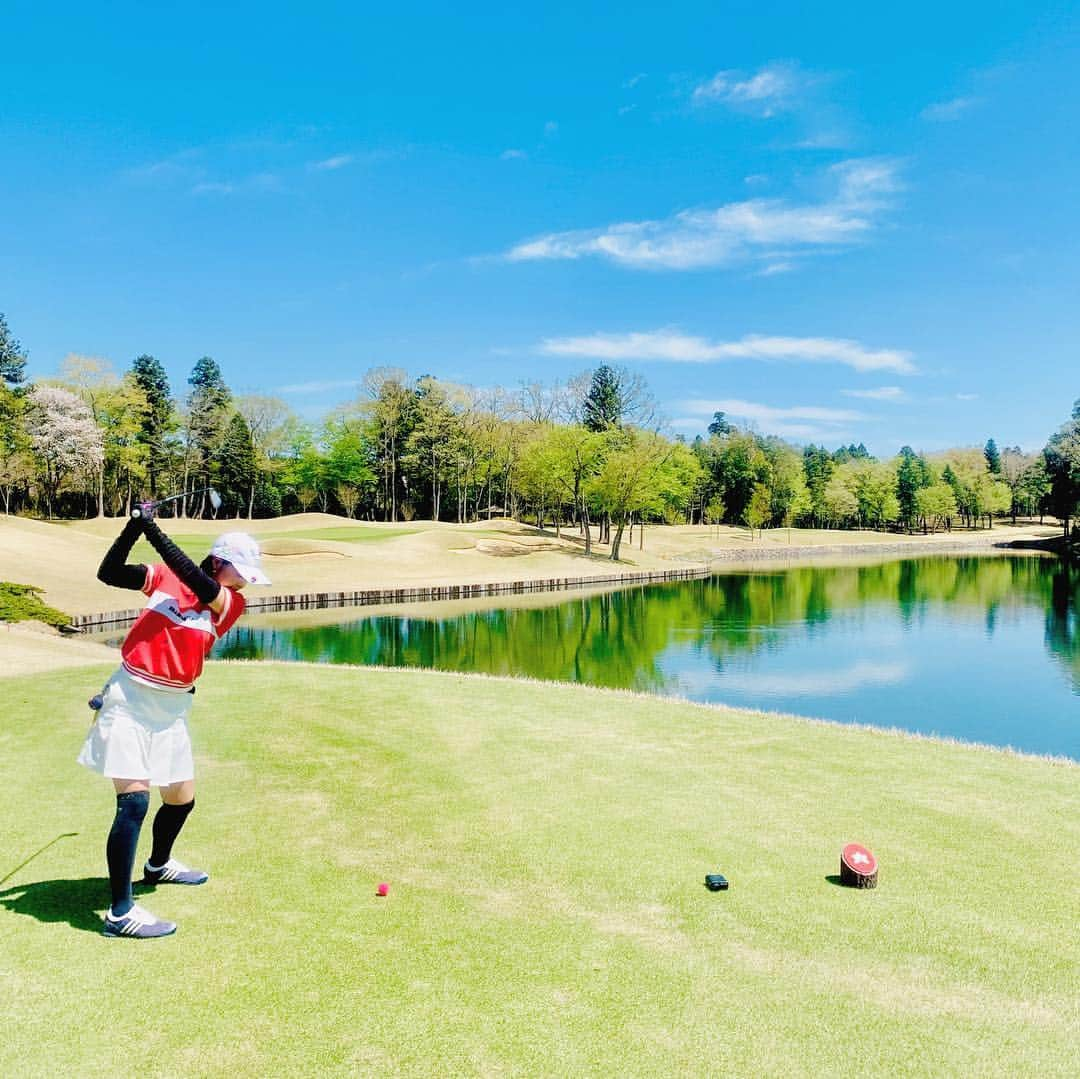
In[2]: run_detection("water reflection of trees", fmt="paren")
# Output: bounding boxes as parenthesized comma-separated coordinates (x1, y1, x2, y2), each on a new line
(217, 556, 1079, 693)
(1047, 562, 1080, 691)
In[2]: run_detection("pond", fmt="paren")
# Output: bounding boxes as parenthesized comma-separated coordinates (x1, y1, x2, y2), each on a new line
(209, 554, 1079, 759)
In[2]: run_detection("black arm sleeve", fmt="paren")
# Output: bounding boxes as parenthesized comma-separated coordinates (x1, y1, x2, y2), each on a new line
(97, 517, 149, 591)
(141, 520, 222, 606)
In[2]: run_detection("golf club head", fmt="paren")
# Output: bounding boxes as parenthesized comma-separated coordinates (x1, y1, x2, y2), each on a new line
(208, 488, 222, 513)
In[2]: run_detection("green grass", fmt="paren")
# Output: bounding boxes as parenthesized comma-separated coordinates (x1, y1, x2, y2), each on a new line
(0, 581, 71, 627)
(2, 663, 1077, 1076)
(126, 526, 423, 563)
(269, 526, 424, 543)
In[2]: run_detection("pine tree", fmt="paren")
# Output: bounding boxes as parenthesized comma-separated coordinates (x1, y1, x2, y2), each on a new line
(707, 410, 733, 436)
(219, 412, 257, 516)
(984, 437, 1001, 474)
(1043, 400, 1080, 538)
(896, 446, 931, 528)
(0, 313, 27, 385)
(582, 365, 623, 432)
(186, 356, 232, 516)
(130, 354, 173, 496)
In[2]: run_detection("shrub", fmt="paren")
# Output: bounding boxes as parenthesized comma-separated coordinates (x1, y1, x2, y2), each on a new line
(0, 581, 72, 628)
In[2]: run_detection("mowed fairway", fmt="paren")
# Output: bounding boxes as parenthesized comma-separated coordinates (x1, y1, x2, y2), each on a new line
(2, 662, 1078, 1076)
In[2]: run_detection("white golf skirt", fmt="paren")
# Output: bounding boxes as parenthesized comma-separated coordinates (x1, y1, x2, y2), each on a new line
(77, 667, 195, 786)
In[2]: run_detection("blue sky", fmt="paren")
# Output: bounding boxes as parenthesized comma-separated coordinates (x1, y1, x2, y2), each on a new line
(2, 2, 1078, 455)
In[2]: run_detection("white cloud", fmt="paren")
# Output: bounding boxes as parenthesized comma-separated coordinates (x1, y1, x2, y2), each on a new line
(717, 661, 908, 697)
(679, 398, 865, 423)
(500, 149, 528, 161)
(841, 386, 906, 400)
(692, 62, 805, 116)
(191, 172, 281, 196)
(757, 261, 794, 276)
(539, 330, 916, 373)
(128, 152, 201, 182)
(277, 378, 362, 395)
(617, 104, 637, 116)
(310, 154, 355, 171)
(955, 393, 979, 401)
(544, 120, 559, 137)
(921, 96, 980, 122)
(674, 397, 865, 441)
(690, 61, 851, 148)
(505, 157, 900, 271)
(623, 73, 647, 89)
(191, 181, 235, 196)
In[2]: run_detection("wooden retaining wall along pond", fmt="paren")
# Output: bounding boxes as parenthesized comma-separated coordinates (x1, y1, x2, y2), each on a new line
(70, 566, 712, 630)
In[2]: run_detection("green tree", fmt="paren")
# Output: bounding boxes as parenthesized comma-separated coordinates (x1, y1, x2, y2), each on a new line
(0, 392, 32, 514)
(404, 377, 461, 521)
(743, 483, 771, 538)
(590, 429, 675, 559)
(219, 412, 258, 516)
(644, 441, 704, 528)
(832, 442, 872, 464)
(1019, 456, 1051, 522)
(1044, 400, 1080, 537)
(236, 394, 293, 516)
(764, 441, 808, 529)
(324, 418, 376, 519)
(548, 424, 605, 553)
(711, 431, 770, 524)
(185, 356, 232, 516)
(0, 314, 31, 513)
(835, 459, 898, 528)
(822, 475, 859, 526)
(0, 313, 28, 386)
(361, 367, 417, 521)
(707, 410, 733, 436)
(280, 420, 326, 512)
(130, 354, 174, 497)
(516, 425, 567, 532)
(802, 444, 835, 525)
(582, 365, 624, 432)
(895, 446, 931, 529)
(916, 483, 958, 533)
(705, 495, 726, 538)
(984, 438, 1002, 475)
(937, 448, 1012, 529)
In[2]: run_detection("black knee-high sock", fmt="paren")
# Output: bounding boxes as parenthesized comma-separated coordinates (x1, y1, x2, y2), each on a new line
(107, 791, 149, 916)
(149, 800, 195, 869)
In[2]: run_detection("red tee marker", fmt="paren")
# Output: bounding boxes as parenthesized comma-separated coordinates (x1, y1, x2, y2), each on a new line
(840, 843, 878, 889)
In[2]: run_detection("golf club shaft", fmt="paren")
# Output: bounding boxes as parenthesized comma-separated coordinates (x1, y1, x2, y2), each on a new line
(131, 488, 214, 518)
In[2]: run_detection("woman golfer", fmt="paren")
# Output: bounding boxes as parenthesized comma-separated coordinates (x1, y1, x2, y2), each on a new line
(79, 507, 270, 938)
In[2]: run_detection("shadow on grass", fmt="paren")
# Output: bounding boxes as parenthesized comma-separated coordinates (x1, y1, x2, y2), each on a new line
(0, 878, 107, 933)
(824, 875, 845, 887)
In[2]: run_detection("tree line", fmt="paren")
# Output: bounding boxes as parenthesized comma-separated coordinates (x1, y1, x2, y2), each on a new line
(0, 312, 1078, 554)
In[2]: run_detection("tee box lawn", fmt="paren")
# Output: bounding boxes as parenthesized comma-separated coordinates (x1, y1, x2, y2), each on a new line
(1, 661, 1077, 1076)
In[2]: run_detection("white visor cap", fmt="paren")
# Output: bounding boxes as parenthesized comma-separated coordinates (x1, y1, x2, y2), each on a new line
(211, 531, 272, 585)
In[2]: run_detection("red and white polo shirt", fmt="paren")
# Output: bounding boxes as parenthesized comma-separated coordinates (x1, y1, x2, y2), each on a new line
(121, 563, 246, 691)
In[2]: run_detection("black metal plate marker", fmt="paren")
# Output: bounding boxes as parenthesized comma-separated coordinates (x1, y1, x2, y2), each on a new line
(705, 874, 728, 891)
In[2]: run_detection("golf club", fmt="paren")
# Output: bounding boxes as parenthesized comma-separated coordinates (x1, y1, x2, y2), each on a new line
(131, 487, 222, 519)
